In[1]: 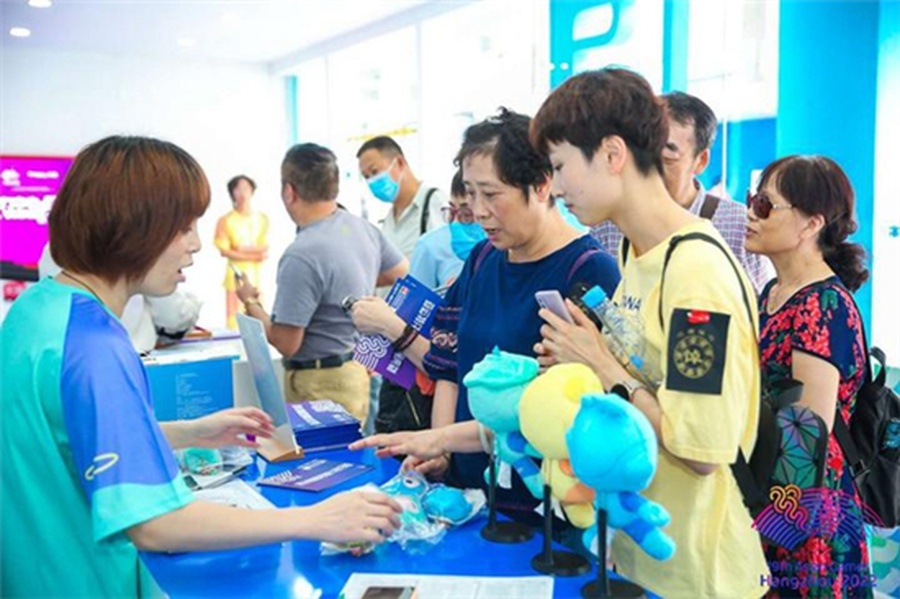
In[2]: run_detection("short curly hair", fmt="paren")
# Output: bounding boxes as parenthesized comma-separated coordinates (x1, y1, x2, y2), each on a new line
(454, 107, 552, 202)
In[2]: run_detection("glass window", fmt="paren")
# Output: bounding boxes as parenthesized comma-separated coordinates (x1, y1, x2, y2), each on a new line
(419, 0, 550, 194)
(686, 0, 779, 199)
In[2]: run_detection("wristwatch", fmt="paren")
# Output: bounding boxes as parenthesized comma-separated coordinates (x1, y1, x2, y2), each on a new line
(610, 378, 648, 403)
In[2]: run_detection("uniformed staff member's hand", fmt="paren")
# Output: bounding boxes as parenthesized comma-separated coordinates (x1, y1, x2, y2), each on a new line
(350, 296, 403, 339)
(187, 407, 275, 448)
(304, 489, 403, 544)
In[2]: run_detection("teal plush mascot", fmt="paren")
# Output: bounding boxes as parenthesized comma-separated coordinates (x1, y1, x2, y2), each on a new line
(463, 347, 543, 498)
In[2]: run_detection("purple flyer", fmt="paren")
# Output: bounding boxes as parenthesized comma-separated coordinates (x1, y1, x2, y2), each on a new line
(353, 275, 442, 389)
(256, 459, 372, 492)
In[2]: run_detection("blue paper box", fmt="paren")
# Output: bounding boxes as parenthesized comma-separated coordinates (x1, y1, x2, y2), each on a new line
(145, 355, 236, 421)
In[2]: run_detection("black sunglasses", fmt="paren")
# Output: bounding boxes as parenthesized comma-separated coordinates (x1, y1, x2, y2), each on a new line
(746, 190, 793, 219)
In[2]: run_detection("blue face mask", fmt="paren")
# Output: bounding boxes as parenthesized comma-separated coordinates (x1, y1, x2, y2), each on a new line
(366, 160, 400, 203)
(449, 221, 487, 260)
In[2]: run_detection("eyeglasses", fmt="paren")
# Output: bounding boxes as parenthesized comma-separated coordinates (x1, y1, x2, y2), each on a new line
(441, 204, 475, 224)
(746, 191, 794, 219)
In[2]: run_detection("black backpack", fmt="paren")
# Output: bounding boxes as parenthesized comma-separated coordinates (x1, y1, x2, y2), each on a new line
(833, 345, 900, 528)
(649, 232, 832, 518)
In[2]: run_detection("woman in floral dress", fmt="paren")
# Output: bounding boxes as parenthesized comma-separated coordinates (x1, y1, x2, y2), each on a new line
(746, 155, 872, 598)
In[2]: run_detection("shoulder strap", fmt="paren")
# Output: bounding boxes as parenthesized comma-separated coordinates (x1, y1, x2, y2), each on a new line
(657, 232, 755, 330)
(566, 248, 602, 285)
(420, 188, 437, 235)
(472, 241, 493, 275)
(658, 232, 764, 511)
(831, 292, 880, 478)
(699, 194, 721, 220)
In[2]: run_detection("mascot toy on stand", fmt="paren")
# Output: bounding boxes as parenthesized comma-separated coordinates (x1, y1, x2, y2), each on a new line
(568, 393, 676, 563)
(463, 347, 544, 498)
(519, 363, 605, 528)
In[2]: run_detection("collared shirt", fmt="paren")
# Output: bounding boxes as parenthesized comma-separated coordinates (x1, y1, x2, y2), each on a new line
(590, 182, 773, 293)
(408, 224, 464, 290)
(380, 183, 447, 259)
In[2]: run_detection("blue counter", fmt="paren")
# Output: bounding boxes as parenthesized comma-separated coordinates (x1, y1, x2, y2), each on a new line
(142, 448, 648, 598)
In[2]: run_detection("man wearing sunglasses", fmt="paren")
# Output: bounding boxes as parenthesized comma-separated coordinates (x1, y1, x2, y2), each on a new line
(592, 92, 773, 293)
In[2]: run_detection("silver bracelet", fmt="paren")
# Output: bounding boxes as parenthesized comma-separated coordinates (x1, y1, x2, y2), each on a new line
(477, 422, 491, 454)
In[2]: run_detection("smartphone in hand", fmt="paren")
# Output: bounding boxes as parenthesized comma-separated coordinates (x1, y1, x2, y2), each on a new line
(229, 262, 245, 282)
(535, 289, 574, 323)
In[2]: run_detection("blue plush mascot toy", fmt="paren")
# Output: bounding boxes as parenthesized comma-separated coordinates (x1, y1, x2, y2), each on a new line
(567, 393, 676, 561)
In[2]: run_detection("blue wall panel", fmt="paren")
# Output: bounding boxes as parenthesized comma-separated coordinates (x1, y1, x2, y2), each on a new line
(777, 0, 880, 330)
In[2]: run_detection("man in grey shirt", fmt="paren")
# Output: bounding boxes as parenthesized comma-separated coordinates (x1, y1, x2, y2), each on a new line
(237, 143, 407, 422)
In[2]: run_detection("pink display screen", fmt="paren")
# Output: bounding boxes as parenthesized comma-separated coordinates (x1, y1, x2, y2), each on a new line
(0, 155, 73, 280)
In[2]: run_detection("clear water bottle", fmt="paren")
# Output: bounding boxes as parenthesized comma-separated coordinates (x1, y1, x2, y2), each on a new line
(581, 285, 662, 389)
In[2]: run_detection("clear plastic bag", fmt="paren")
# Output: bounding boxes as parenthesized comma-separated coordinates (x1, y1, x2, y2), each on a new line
(319, 472, 486, 556)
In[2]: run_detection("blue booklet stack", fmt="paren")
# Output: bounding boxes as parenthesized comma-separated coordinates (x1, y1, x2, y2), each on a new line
(287, 399, 362, 453)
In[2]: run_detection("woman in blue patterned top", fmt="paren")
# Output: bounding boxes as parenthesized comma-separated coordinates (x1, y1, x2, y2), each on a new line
(352, 109, 620, 520)
(0, 136, 401, 599)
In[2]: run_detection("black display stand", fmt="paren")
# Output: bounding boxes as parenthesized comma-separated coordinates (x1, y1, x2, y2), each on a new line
(480, 449, 533, 543)
(531, 483, 590, 576)
(581, 508, 646, 598)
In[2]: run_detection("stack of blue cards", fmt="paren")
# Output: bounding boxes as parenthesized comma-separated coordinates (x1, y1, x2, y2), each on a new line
(287, 399, 362, 453)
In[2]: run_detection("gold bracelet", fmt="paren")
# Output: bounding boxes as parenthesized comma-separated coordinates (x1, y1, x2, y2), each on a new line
(243, 298, 262, 311)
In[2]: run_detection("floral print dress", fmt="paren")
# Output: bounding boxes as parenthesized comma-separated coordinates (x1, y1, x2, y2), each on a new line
(759, 276, 872, 598)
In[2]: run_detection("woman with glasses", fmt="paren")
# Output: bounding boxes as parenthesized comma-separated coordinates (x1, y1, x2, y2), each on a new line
(407, 169, 485, 291)
(746, 155, 871, 598)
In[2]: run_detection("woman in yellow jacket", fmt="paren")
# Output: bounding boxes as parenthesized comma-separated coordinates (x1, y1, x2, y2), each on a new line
(214, 174, 268, 329)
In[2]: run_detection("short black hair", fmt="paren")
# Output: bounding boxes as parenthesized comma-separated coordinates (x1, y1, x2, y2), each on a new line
(227, 175, 256, 199)
(660, 91, 717, 154)
(356, 136, 404, 159)
(450, 168, 465, 198)
(531, 68, 667, 177)
(281, 143, 339, 202)
(455, 107, 552, 201)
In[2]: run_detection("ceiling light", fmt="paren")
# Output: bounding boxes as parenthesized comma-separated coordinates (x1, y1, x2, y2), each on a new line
(177, 37, 196, 48)
(28, 0, 53, 7)
(9, 27, 31, 38)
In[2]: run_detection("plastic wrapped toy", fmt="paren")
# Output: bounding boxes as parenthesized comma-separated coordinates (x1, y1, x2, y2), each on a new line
(519, 363, 605, 527)
(463, 347, 543, 498)
(321, 471, 485, 556)
(567, 393, 676, 561)
(422, 485, 485, 526)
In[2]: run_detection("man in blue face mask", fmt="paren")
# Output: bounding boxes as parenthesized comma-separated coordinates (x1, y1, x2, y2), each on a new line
(357, 136, 448, 260)
(408, 169, 485, 290)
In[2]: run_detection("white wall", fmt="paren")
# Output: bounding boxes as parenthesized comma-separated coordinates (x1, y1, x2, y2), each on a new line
(1, 48, 293, 328)
(872, 0, 900, 362)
